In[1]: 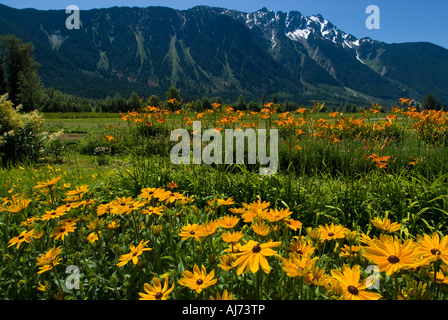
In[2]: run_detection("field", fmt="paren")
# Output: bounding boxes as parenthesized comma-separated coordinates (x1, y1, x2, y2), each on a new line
(2, 98, 448, 301)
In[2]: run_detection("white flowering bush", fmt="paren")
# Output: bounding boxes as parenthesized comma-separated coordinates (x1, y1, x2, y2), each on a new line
(0, 93, 46, 164)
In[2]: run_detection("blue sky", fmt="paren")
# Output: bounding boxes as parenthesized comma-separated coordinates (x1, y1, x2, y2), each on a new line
(2, 0, 448, 48)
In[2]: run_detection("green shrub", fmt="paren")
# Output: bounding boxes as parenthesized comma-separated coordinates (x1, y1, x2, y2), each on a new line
(0, 93, 45, 164)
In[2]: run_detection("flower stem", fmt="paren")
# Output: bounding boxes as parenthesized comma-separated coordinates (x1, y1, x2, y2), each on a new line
(393, 272, 399, 300)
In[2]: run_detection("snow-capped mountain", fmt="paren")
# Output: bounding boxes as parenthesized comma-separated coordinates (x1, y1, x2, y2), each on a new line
(1, 4, 447, 104)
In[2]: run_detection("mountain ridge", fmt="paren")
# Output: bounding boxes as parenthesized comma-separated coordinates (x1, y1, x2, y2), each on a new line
(0, 4, 447, 105)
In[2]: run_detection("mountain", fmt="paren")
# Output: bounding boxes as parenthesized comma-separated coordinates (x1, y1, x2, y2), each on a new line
(0, 4, 447, 106)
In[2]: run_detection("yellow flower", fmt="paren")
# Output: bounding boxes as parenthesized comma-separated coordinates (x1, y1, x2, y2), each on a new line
(36, 246, 62, 274)
(142, 206, 164, 216)
(37, 281, 49, 292)
(286, 237, 316, 256)
(324, 277, 345, 300)
(87, 232, 100, 244)
(41, 207, 67, 221)
(108, 219, 120, 229)
(96, 203, 112, 216)
(318, 223, 348, 242)
(218, 254, 237, 271)
(304, 266, 329, 286)
(216, 197, 235, 206)
(139, 276, 175, 300)
(371, 216, 401, 233)
(241, 199, 270, 222)
(307, 227, 322, 243)
(86, 217, 103, 231)
(60, 218, 79, 225)
(222, 231, 243, 244)
(361, 234, 420, 276)
(34, 177, 61, 192)
(56, 201, 83, 212)
(50, 222, 77, 241)
(282, 253, 318, 278)
(284, 218, 303, 231)
(233, 240, 281, 275)
(7, 196, 31, 213)
(265, 208, 293, 223)
(139, 187, 166, 201)
(21, 216, 38, 227)
(108, 196, 134, 214)
(197, 220, 219, 237)
(110, 198, 145, 215)
(151, 224, 163, 236)
(158, 191, 186, 204)
(414, 233, 448, 265)
(178, 223, 202, 241)
(8, 229, 34, 249)
(330, 264, 382, 300)
(65, 184, 89, 201)
(229, 207, 246, 215)
(218, 215, 240, 229)
(429, 269, 448, 285)
(340, 244, 363, 259)
(210, 289, 233, 300)
(251, 221, 270, 237)
(178, 265, 217, 294)
(117, 240, 152, 267)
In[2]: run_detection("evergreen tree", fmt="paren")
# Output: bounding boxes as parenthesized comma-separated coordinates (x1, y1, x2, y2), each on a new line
(247, 101, 259, 111)
(201, 97, 211, 110)
(0, 48, 6, 94)
(1, 35, 43, 110)
(236, 94, 246, 110)
(261, 93, 266, 107)
(422, 93, 442, 110)
(149, 95, 162, 107)
(166, 87, 181, 101)
(128, 91, 141, 110)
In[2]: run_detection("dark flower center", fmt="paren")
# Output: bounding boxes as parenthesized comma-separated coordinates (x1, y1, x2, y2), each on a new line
(60, 227, 66, 232)
(297, 250, 304, 255)
(328, 232, 334, 237)
(18, 235, 24, 240)
(51, 212, 56, 215)
(155, 292, 163, 299)
(252, 245, 262, 253)
(190, 231, 195, 235)
(120, 203, 126, 206)
(387, 255, 400, 264)
(347, 286, 359, 295)
(431, 248, 440, 255)
(196, 279, 203, 285)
